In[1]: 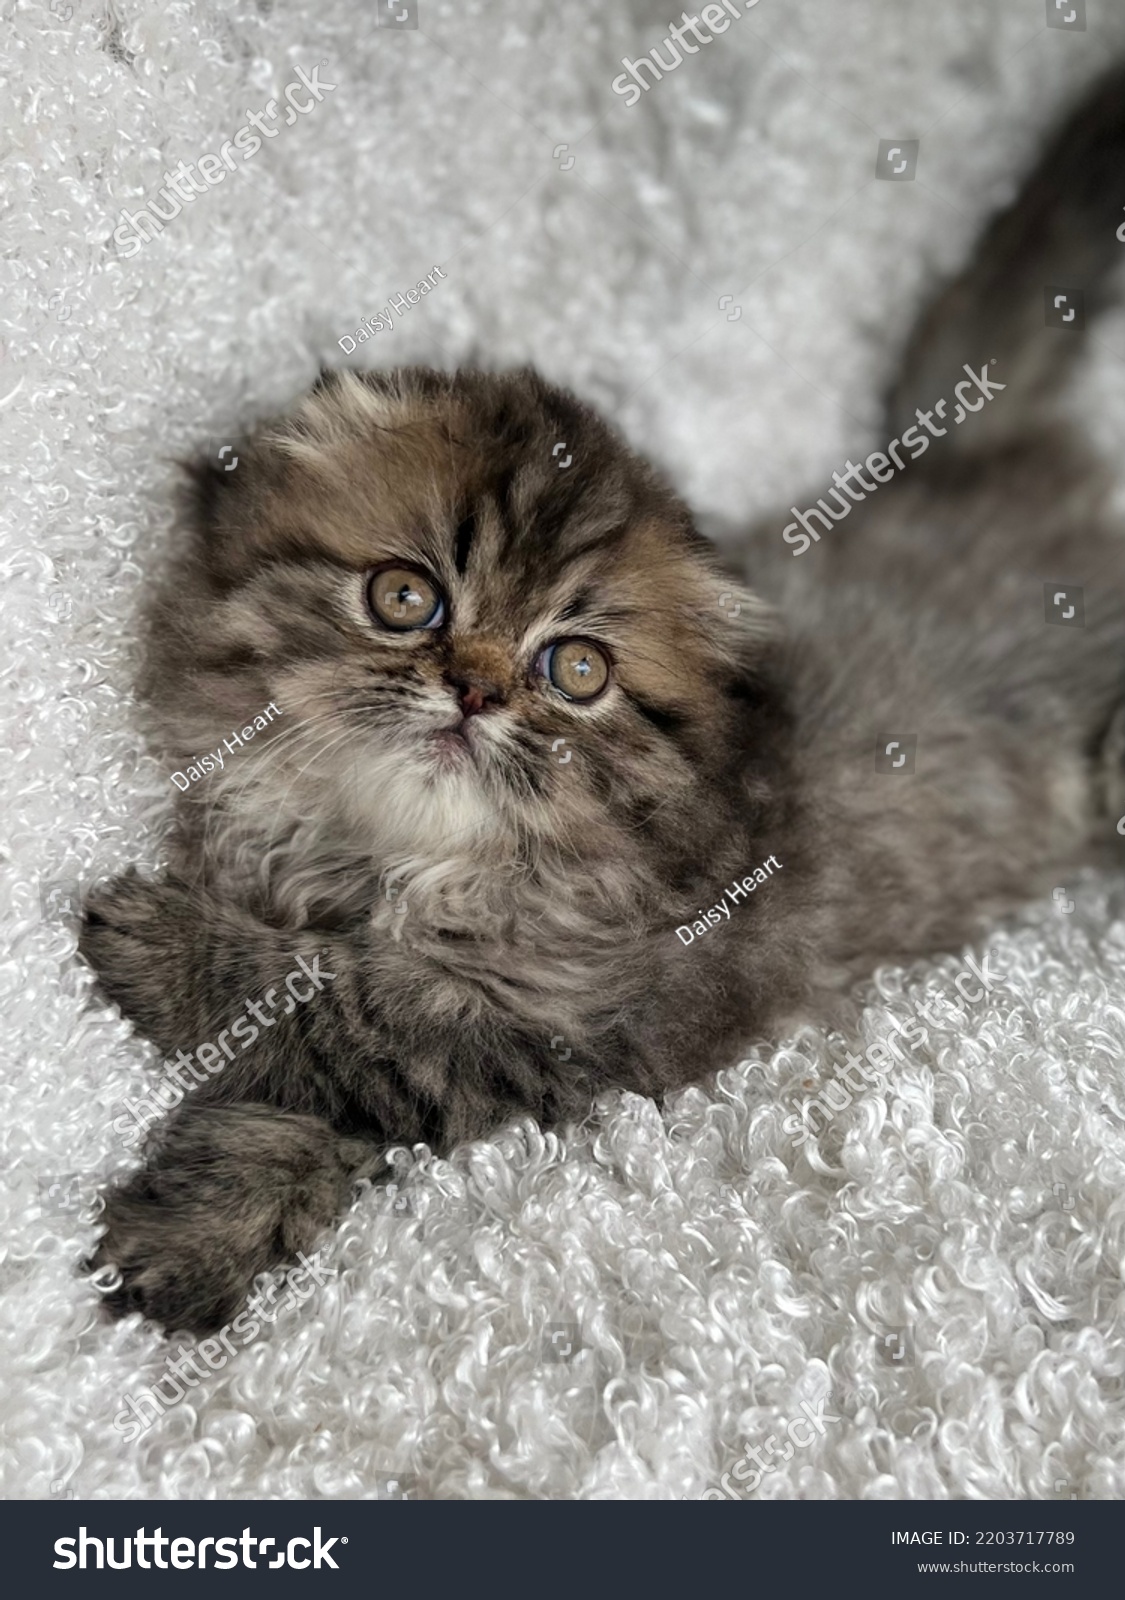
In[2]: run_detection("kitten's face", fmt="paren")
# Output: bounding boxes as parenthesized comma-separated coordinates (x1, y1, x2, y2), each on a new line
(167, 368, 773, 878)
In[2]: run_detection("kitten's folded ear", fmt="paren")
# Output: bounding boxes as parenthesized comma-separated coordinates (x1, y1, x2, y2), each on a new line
(177, 429, 299, 587)
(177, 371, 464, 587)
(669, 515, 776, 644)
(176, 373, 367, 584)
(686, 547, 782, 671)
(707, 575, 779, 652)
(177, 385, 378, 586)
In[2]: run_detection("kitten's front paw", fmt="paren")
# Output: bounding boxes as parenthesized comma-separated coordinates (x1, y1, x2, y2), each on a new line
(89, 1197, 248, 1334)
(80, 871, 195, 1046)
(89, 1106, 378, 1333)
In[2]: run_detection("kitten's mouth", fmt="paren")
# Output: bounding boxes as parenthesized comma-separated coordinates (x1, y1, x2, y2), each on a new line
(427, 720, 477, 768)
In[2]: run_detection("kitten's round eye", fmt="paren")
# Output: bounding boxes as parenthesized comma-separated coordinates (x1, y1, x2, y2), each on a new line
(367, 565, 445, 631)
(536, 638, 611, 702)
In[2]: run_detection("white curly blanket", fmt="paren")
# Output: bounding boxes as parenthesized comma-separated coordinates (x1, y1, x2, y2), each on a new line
(5, 0, 1125, 1500)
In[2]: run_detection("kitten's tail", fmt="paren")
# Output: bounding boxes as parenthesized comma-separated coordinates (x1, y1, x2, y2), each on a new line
(886, 62, 1125, 449)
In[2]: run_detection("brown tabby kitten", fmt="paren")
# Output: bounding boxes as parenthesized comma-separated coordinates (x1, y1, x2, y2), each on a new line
(82, 66, 1125, 1333)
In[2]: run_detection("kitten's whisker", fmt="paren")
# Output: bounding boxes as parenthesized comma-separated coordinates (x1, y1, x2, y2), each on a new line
(189, 701, 349, 840)
(253, 710, 379, 845)
(187, 702, 371, 894)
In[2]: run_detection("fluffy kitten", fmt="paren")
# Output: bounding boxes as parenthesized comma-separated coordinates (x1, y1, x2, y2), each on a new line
(82, 65, 1125, 1333)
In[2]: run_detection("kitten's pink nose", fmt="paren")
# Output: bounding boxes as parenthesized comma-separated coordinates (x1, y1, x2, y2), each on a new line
(446, 672, 504, 718)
